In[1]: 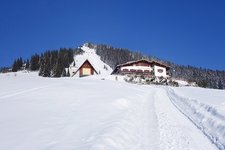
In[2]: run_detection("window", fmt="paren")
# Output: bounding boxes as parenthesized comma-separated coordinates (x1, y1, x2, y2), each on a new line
(122, 69, 129, 72)
(83, 68, 91, 75)
(130, 69, 136, 72)
(157, 69, 163, 73)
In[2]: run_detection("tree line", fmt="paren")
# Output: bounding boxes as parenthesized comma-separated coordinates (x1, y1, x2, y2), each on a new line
(11, 48, 77, 77)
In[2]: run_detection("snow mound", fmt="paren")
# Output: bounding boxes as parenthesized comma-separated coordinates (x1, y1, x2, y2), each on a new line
(175, 80, 189, 86)
(70, 44, 112, 76)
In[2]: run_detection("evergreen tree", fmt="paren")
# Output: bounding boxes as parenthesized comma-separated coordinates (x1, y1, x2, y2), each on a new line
(218, 80, 223, 89)
(19, 57, 23, 69)
(42, 54, 51, 77)
(30, 54, 40, 70)
(39, 56, 44, 76)
(54, 58, 63, 77)
(62, 69, 67, 77)
(25, 59, 30, 70)
(12, 60, 18, 72)
(197, 80, 208, 88)
(50, 50, 58, 72)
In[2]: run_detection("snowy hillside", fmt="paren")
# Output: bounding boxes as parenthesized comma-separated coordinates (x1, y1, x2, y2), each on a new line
(69, 43, 112, 77)
(0, 72, 224, 149)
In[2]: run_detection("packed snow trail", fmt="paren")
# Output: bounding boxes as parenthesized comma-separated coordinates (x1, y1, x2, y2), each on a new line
(0, 73, 217, 150)
(154, 87, 216, 150)
(166, 87, 225, 149)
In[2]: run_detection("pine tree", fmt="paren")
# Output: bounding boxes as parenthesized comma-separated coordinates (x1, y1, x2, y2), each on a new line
(62, 69, 67, 77)
(19, 57, 23, 69)
(218, 80, 223, 89)
(25, 59, 30, 70)
(42, 55, 51, 77)
(54, 59, 63, 77)
(12, 60, 18, 72)
(30, 54, 40, 71)
(39, 56, 44, 76)
(16, 58, 20, 70)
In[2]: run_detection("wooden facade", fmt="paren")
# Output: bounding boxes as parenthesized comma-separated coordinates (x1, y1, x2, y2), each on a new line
(75, 60, 98, 77)
(121, 60, 152, 67)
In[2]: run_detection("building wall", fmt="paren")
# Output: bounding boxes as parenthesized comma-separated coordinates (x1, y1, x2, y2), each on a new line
(134, 61, 151, 66)
(80, 66, 94, 77)
(120, 61, 152, 72)
(121, 66, 152, 72)
(112, 60, 169, 77)
(153, 65, 167, 77)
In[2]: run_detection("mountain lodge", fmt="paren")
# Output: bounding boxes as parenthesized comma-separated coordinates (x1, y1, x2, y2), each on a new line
(111, 59, 170, 77)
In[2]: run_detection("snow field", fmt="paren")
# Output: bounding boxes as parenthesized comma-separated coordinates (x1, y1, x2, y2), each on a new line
(0, 73, 158, 149)
(0, 72, 219, 150)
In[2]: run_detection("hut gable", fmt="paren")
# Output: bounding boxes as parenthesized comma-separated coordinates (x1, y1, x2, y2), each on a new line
(69, 44, 113, 77)
(73, 59, 98, 77)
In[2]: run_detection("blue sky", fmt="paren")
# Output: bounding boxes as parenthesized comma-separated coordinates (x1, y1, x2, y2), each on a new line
(0, 0, 225, 70)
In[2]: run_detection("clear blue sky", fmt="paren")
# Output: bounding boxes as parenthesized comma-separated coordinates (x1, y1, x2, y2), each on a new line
(1, 0, 225, 70)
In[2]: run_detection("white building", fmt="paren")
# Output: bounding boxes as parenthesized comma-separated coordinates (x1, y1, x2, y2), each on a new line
(111, 59, 170, 78)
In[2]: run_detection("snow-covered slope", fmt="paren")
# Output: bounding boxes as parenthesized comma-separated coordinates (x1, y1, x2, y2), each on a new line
(167, 86, 225, 149)
(69, 44, 112, 77)
(0, 72, 220, 150)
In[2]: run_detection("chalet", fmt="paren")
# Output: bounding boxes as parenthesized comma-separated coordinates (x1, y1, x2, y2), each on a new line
(111, 59, 170, 78)
(70, 59, 98, 77)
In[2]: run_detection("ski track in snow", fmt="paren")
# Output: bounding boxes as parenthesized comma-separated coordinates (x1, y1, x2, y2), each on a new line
(166, 87, 225, 150)
(0, 86, 49, 100)
(0, 83, 63, 101)
(0, 73, 219, 150)
(154, 87, 217, 150)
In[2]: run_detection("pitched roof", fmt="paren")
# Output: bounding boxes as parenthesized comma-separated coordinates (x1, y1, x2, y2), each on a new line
(73, 59, 98, 75)
(116, 59, 170, 69)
